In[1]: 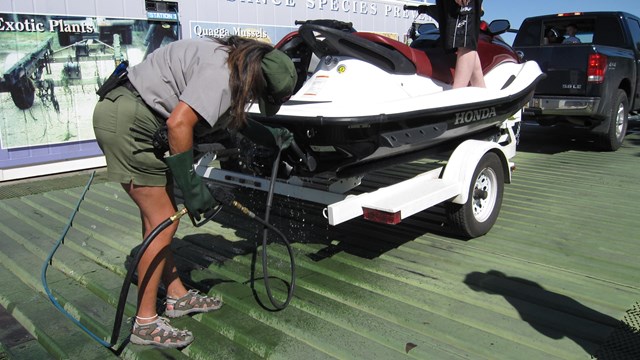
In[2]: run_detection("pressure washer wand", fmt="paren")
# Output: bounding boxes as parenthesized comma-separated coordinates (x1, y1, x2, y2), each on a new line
(211, 186, 289, 240)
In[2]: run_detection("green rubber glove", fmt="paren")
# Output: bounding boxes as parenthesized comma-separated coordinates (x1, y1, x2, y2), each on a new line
(269, 126, 294, 149)
(164, 149, 215, 220)
(241, 119, 293, 150)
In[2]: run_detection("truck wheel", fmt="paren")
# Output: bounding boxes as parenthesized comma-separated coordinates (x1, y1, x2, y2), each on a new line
(598, 89, 628, 151)
(446, 152, 504, 238)
(10, 77, 36, 110)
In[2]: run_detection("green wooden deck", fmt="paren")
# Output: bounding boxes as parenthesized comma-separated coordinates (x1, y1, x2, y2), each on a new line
(1, 122, 639, 359)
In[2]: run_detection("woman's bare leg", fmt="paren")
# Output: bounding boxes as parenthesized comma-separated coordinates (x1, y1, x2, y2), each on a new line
(122, 182, 188, 323)
(470, 51, 486, 88)
(453, 48, 486, 89)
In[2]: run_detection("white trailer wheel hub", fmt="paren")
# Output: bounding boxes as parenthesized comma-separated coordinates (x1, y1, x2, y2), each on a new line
(472, 167, 498, 223)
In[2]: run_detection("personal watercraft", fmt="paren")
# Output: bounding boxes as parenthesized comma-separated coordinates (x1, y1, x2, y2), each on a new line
(240, 14, 544, 178)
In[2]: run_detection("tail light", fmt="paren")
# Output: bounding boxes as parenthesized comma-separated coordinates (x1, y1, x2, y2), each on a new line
(363, 208, 401, 224)
(587, 53, 607, 83)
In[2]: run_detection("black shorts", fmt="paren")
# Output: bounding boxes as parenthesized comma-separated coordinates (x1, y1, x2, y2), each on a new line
(437, 0, 482, 51)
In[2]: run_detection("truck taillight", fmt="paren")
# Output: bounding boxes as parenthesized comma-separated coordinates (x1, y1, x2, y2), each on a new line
(557, 12, 583, 17)
(587, 53, 607, 83)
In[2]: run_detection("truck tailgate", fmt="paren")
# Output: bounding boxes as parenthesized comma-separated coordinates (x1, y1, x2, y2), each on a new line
(517, 45, 593, 96)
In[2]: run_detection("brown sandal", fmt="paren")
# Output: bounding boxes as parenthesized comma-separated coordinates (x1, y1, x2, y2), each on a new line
(165, 289, 222, 318)
(130, 316, 193, 348)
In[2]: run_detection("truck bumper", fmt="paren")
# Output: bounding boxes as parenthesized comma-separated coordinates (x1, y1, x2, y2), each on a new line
(523, 96, 601, 117)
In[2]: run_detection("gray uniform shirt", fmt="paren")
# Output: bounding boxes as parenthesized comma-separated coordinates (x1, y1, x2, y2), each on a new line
(127, 37, 231, 131)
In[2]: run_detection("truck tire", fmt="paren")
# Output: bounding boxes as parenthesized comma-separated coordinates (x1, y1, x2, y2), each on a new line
(446, 152, 504, 238)
(598, 89, 628, 151)
(10, 77, 36, 110)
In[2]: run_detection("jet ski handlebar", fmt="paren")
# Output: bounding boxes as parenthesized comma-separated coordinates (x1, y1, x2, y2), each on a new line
(294, 19, 355, 32)
(403, 4, 429, 13)
(403, 4, 438, 19)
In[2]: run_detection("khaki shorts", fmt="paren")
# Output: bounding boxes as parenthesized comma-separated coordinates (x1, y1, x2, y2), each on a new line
(93, 85, 171, 186)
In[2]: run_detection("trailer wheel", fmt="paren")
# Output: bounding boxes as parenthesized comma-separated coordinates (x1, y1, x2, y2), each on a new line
(57, 32, 71, 46)
(10, 77, 36, 110)
(597, 89, 628, 151)
(447, 152, 504, 238)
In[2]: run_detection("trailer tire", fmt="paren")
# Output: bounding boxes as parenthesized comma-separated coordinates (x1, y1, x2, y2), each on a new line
(57, 32, 71, 46)
(10, 77, 36, 110)
(446, 152, 504, 238)
(597, 89, 628, 151)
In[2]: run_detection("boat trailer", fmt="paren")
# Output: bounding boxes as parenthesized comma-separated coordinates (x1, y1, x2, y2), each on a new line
(196, 114, 521, 239)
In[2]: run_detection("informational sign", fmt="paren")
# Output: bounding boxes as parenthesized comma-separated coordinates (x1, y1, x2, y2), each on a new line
(0, 11, 181, 180)
(190, 21, 296, 44)
(0, 14, 178, 151)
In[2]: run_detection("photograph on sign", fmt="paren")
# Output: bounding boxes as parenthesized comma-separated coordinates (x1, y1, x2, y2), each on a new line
(0, 13, 178, 149)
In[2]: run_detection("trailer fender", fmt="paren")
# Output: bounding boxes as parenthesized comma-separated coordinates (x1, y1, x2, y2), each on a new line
(442, 140, 511, 205)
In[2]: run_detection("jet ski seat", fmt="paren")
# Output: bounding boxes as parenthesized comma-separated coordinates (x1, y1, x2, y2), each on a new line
(354, 32, 455, 85)
(354, 32, 433, 77)
(298, 23, 419, 76)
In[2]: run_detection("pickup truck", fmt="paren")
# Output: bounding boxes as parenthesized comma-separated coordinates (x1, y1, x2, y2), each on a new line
(513, 12, 640, 150)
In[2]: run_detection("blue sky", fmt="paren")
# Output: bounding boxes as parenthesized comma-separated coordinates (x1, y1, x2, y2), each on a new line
(479, 0, 640, 43)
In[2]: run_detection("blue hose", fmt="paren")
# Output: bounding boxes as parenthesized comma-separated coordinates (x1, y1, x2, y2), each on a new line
(40, 171, 189, 349)
(40, 171, 112, 347)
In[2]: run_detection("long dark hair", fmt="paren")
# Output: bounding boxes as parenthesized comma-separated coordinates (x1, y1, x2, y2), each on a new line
(213, 36, 273, 129)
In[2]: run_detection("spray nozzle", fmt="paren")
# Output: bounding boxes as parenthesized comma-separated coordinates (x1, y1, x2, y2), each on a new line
(205, 183, 235, 206)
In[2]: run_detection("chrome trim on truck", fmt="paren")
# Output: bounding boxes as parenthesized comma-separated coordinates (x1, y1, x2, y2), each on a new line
(524, 96, 601, 116)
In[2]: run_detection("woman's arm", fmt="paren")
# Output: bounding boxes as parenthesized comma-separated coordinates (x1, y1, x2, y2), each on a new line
(166, 101, 200, 155)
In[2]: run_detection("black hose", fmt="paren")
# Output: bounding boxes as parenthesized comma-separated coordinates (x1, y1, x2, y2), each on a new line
(208, 147, 296, 310)
(260, 149, 296, 310)
(209, 175, 296, 310)
(109, 208, 188, 346)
